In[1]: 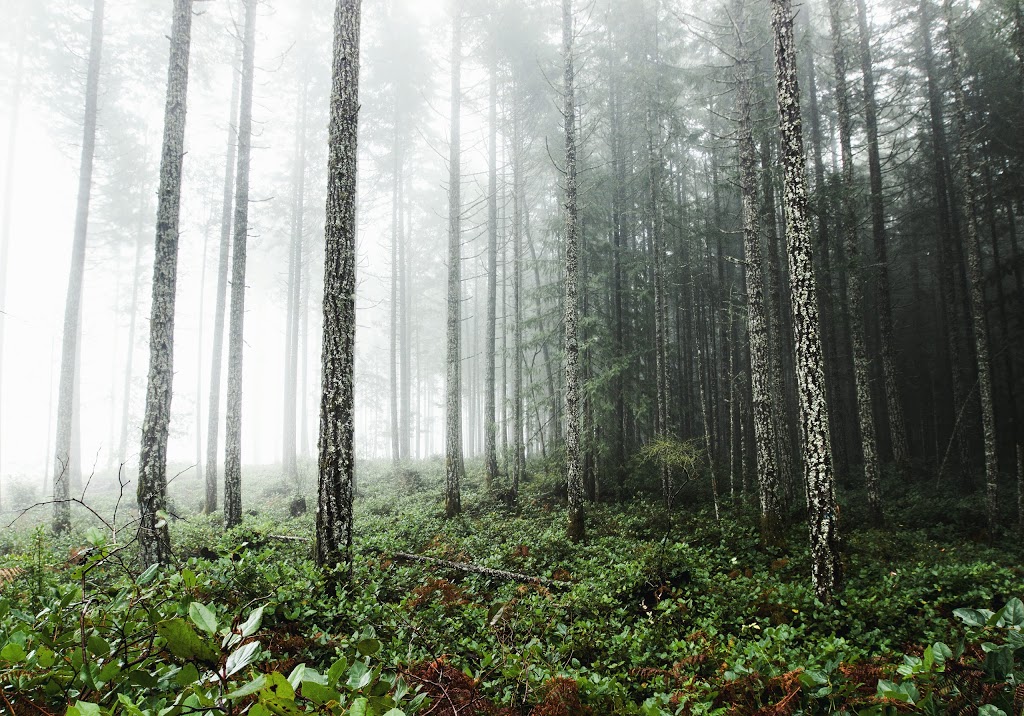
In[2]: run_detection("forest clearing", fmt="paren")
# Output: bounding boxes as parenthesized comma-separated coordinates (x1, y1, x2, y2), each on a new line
(1, 0, 1024, 713)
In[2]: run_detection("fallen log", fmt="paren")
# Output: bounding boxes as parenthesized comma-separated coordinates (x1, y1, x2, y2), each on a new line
(392, 552, 569, 587)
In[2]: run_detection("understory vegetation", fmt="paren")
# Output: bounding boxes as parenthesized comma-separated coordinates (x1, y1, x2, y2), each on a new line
(1, 462, 1022, 715)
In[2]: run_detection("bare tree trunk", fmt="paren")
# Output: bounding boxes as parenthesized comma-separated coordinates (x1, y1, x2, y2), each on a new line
(285, 78, 309, 486)
(118, 213, 145, 465)
(563, 0, 584, 542)
(0, 17, 25, 502)
(855, 0, 910, 469)
(735, 0, 782, 541)
(445, 1, 464, 517)
(945, 0, 1000, 539)
(829, 0, 883, 526)
(316, 0, 361, 578)
(512, 103, 525, 501)
(54, 0, 104, 534)
(770, 0, 842, 601)
(137, 0, 193, 566)
(224, 0, 257, 529)
(204, 35, 242, 514)
(484, 41, 499, 491)
(389, 115, 401, 467)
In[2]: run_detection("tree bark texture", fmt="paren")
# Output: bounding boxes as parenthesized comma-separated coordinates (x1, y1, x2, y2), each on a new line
(204, 36, 242, 514)
(445, 1, 464, 518)
(944, 0, 1000, 539)
(563, 0, 585, 542)
(316, 0, 361, 577)
(770, 0, 842, 601)
(484, 42, 499, 491)
(53, 0, 104, 534)
(224, 0, 257, 529)
(828, 0, 883, 526)
(137, 0, 192, 566)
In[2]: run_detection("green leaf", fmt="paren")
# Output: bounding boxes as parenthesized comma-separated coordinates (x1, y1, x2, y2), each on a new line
(347, 660, 373, 690)
(953, 608, 988, 628)
(174, 662, 201, 687)
(382, 710, 406, 716)
(999, 597, 1024, 627)
(68, 702, 102, 716)
(225, 640, 261, 677)
(263, 671, 295, 701)
(156, 619, 219, 665)
(327, 655, 349, 685)
(349, 697, 369, 716)
(357, 638, 381, 657)
(85, 527, 106, 547)
(240, 606, 265, 637)
(249, 705, 273, 716)
(138, 563, 160, 586)
(226, 674, 268, 700)
(188, 602, 218, 635)
(978, 706, 1006, 716)
(0, 641, 26, 662)
(299, 680, 340, 706)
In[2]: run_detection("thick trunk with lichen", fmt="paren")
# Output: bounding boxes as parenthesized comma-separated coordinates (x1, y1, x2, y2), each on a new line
(137, 0, 192, 566)
(829, 0, 883, 526)
(944, 0, 999, 539)
(770, 0, 841, 601)
(224, 0, 257, 530)
(54, 0, 103, 534)
(316, 0, 361, 577)
(445, 2, 464, 518)
(563, 0, 584, 542)
(735, 0, 781, 541)
(855, 0, 910, 469)
(204, 37, 241, 515)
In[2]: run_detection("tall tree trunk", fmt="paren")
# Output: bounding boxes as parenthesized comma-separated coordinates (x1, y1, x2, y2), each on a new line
(118, 213, 145, 466)
(736, 0, 782, 541)
(770, 0, 842, 601)
(389, 117, 401, 467)
(0, 16, 25, 501)
(484, 41, 499, 491)
(316, 0, 361, 578)
(54, 0, 104, 534)
(445, 1, 464, 517)
(137, 0, 193, 566)
(511, 100, 525, 501)
(285, 78, 309, 486)
(563, 0, 585, 541)
(204, 36, 242, 514)
(944, 0, 1000, 538)
(855, 0, 910, 468)
(829, 0, 883, 525)
(399, 161, 411, 462)
(224, 0, 257, 529)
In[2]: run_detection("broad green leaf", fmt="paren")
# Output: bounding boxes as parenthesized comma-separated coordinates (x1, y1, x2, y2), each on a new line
(137, 563, 159, 585)
(188, 602, 218, 635)
(932, 642, 952, 667)
(263, 671, 295, 700)
(327, 655, 349, 685)
(36, 646, 55, 668)
(0, 642, 26, 662)
(68, 702, 102, 716)
(116, 694, 146, 716)
(382, 710, 406, 716)
(349, 697, 369, 716)
(953, 608, 987, 628)
(299, 680, 340, 706)
(347, 660, 373, 690)
(226, 674, 267, 700)
(978, 706, 1006, 716)
(357, 638, 381, 656)
(249, 705, 272, 716)
(225, 640, 261, 677)
(174, 662, 201, 687)
(85, 527, 106, 547)
(240, 606, 264, 637)
(156, 619, 219, 664)
(1000, 597, 1024, 627)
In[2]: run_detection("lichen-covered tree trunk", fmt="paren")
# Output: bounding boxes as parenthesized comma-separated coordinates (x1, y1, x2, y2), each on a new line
(855, 0, 910, 469)
(484, 44, 499, 492)
(770, 0, 842, 601)
(444, 2, 464, 518)
(316, 0, 361, 577)
(53, 0, 104, 534)
(136, 0, 192, 566)
(563, 0, 584, 542)
(224, 0, 257, 529)
(204, 37, 241, 515)
(829, 0, 883, 526)
(944, 0, 1000, 539)
(735, 0, 781, 542)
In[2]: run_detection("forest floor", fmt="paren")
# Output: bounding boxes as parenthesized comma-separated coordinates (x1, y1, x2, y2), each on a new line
(1, 459, 1022, 715)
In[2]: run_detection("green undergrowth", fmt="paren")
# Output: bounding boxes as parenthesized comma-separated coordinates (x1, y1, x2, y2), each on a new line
(1, 460, 1022, 715)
